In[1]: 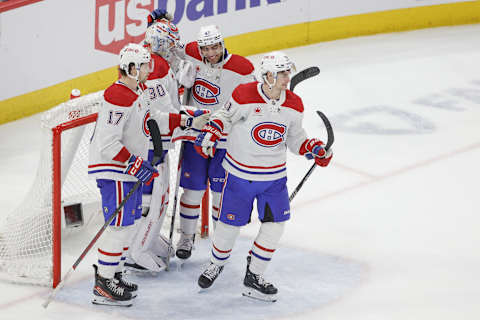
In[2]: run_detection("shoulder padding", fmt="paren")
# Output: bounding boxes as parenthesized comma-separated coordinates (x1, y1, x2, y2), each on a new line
(232, 82, 264, 105)
(104, 83, 138, 107)
(148, 55, 170, 80)
(185, 42, 202, 61)
(281, 90, 304, 113)
(223, 54, 254, 76)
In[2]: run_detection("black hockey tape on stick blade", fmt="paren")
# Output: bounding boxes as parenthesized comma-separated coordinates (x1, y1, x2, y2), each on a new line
(290, 66, 320, 92)
(316, 110, 334, 151)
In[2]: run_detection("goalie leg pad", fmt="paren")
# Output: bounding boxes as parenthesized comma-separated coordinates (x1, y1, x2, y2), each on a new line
(128, 162, 170, 272)
(150, 234, 174, 259)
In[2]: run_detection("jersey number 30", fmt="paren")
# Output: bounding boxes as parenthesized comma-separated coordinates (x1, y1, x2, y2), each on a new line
(148, 84, 166, 100)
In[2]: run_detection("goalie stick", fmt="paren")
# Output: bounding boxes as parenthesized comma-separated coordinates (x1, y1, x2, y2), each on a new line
(290, 66, 320, 92)
(165, 141, 184, 271)
(165, 86, 191, 271)
(289, 110, 334, 202)
(43, 119, 163, 308)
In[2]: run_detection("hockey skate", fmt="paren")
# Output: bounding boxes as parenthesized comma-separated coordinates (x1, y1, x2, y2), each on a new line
(176, 233, 195, 260)
(114, 271, 138, 298)
(242, 265, 278, 302)
(198, 263, 224, 289)
(92, 265, 133, 307)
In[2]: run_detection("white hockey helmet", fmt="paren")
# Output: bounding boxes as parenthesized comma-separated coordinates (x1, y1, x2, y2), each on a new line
(144, 20, 180, 59)
(259, 51, 296, 88)
(119, 43, 151, 80)
(197, 25, 223, 47)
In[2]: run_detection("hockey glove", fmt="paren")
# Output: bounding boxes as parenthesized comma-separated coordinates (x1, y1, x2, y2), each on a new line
(125, 155, 159, 185)
(194, 121, 223, 159)
(300, 138, 333, 167)
(147, 9, 173, 27)
(176, 60, 197, 88)
(181, 109, 211, 131)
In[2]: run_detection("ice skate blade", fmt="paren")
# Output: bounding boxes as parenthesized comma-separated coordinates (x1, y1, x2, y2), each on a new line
(175, 259, 187, 271)
(125, 263, 164, 275)
(242, 289, 277, 302)
(92, 296, 133, 307)
(197, 288, 208, 294)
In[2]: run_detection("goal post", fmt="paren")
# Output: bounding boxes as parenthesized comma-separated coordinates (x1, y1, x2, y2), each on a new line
(52, 112, 98, 287)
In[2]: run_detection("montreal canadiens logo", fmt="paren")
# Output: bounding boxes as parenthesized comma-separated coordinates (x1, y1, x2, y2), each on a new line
(192, 78, 220, 105)
(251, 122, 286, 147)
(143, 111, 151, 137)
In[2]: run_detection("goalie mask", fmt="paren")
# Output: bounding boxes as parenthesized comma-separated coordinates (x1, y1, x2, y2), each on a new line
(197, 25, 226, 65)
(259, 51, 296, 89)
(119, 43, 151, 81)
(144, 20, 180, 60)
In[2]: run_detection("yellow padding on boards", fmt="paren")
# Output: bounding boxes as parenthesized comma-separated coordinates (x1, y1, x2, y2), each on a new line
(1, 1, 479, 124)
(0, 66, 118, 124)
(227, 1, 480, 56)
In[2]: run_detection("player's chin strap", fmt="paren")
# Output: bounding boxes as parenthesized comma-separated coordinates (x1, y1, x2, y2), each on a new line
(126, 66, 142, 82)
(263, 72, 277, 90)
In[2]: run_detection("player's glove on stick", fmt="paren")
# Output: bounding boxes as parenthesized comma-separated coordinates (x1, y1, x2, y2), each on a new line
(194, 121, 222, 159)
(300, 138, 333, 167)
(125, 155, 159, 185)
(181, 109, 211, 130)
(147, 9, 173, 27)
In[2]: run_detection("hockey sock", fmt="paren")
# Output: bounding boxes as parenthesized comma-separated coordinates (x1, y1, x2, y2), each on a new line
(249, 222, 285, 275)
(179, 189, 204, 235)
(211, 221, 240, 266)
(97, 226, 131, 279)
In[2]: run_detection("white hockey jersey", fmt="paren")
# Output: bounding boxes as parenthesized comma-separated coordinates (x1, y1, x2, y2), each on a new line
(178, 42, 255, 148)
(211, 82, 308, 182)
(142, 54, 182, 150)
(88, 81, 150, 182)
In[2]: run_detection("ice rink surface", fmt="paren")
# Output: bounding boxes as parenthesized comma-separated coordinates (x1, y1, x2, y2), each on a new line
(1, 24, 479, 319)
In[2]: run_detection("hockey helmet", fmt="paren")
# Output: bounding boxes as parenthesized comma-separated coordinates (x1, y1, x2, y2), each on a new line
(197, 25, 224, 47)
(259, 51, 296, 78)
(145, 20, 180, 59)
(119, 43, 151, 80)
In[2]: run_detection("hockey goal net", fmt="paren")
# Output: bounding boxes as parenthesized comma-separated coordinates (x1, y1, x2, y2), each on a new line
(0, 90, 209, 287)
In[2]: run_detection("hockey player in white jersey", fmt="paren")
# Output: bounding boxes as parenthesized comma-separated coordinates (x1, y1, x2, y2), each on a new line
(88, 43, 157, 306)
(126, 20, 210, 273)
(195, 51, 333, 302)
(146, 10, 256, 262)
(175, 23, 255, 261)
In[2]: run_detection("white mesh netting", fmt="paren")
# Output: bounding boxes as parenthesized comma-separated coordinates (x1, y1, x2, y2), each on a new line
(0, 92, 103, 286)
(0, 91, 185, 286)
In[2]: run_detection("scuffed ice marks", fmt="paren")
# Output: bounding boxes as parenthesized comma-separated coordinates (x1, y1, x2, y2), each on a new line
(331, 80, 480, 134)
(331, 106, 435, 135)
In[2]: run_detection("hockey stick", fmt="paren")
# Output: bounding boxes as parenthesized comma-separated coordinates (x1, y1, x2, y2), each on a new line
(290, 66, 320, 92)
(43, 119, 163, 308)
(165, 87, 191, 271)
(289, 111, 334, 202)
(165, 142, 184, 271)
